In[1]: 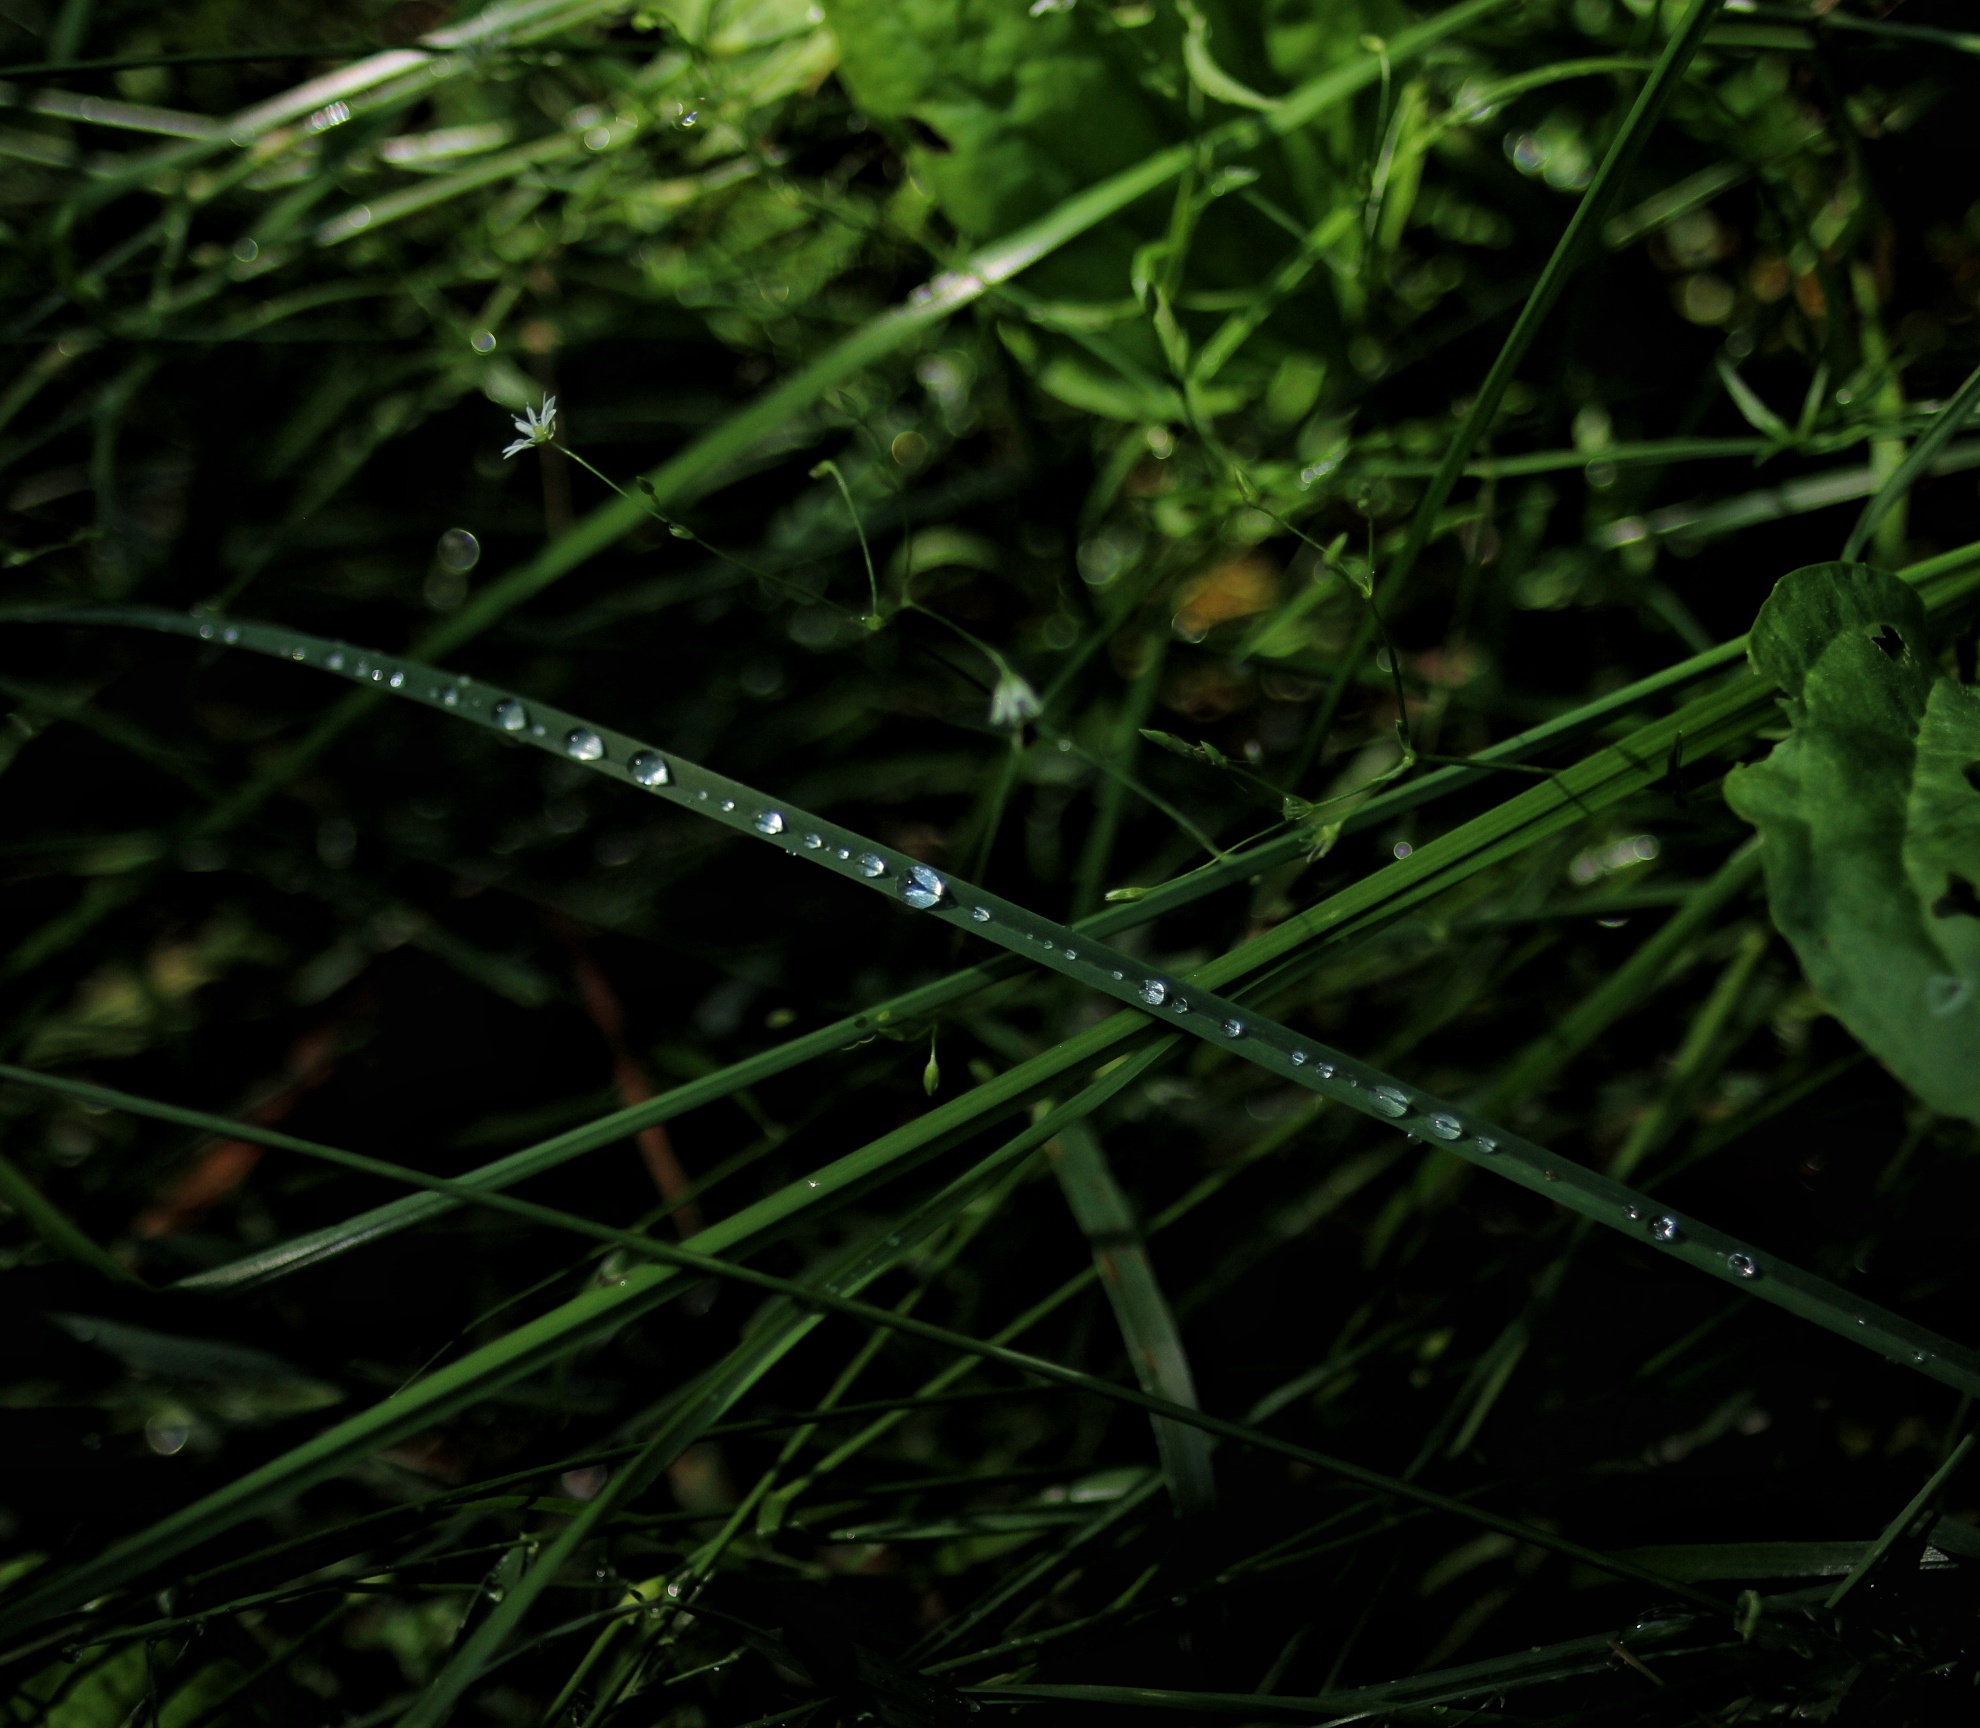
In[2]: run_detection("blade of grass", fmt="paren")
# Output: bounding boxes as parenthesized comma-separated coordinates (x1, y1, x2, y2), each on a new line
(0, 1150, 145, 1286)
(1380, 0, 1729, 602)
(1478, 847, 1762, 1116)
(0, 1074, 1729, 1649)
(1048, 1121, 1217, 1515)
(19, 603, 1980, 1415)
(1842, 359, 1980, 561)
(1825, 1433, 1974, 1610)
(972, 1609, 1725, 1716)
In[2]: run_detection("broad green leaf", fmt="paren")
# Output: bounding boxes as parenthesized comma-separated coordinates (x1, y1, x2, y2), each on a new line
(1725, 562, 1980, 1125)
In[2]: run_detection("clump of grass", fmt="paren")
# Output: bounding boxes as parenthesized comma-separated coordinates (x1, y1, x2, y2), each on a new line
(4, 2, 1980, 1724)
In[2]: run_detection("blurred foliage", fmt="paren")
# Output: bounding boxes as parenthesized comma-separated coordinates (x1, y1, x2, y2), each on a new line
(4, 0, 1980, 1723)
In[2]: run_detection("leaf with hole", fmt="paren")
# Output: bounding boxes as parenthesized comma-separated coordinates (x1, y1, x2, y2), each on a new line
(1725, 561, 1980, 1124)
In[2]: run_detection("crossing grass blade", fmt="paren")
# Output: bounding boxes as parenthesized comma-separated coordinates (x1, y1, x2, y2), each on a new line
(1047, 1122, 1217, 1516)
(1381, 0, 1730, 603)
(0, 1058, 1726, 1645)
(12, 541, 1980, 1646)
(11, 573, 1811, 1296)
(1843, 359, 1980, 562)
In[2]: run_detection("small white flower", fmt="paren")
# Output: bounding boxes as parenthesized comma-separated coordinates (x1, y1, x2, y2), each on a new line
(988, 670, 1042, 729)
(501, 394, 558, 459)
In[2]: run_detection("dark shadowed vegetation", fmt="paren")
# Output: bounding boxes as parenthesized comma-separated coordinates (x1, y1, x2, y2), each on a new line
(4, 1, 1980, 1723)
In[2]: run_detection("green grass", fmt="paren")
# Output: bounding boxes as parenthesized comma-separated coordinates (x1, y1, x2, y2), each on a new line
(5, 1, 1980, 1723)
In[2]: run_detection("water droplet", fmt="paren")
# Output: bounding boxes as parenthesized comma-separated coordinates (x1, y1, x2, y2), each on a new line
(971, 906, 992, 923)
(720, 799, 736, 813)
(802, 832, 823, 849)
(1472, 1136, 1498, 1153)
(1368, 1086, 1411, 1117)
(1912, 1349, 1930, 1365)
(1222, 1018, 1245, 1038)
(436, 527, 481, 573)
(1063, 948, 1077, 961)
(289, 646, 305, 661)
(327, 651, 345, 670)
(754, 810, 786, 836)
(1727, 1252, 1759, 1279)
(1139, 980, 1169, 1008)
(1290, 1050, 1307, 1066)
(1651, 1215, 1683, 1243)
(836, 847, 851, 860)
(197, 622, 214, 640)
(565, 728, 604, 761)
(370, 668, 385, 682)
(1171, 997, 1189, 1013)
(901, 864, 947, 909)
(494, 698, 528, 732)
(441, 685, 460, 707)
(1425, 1114, 1463, 1140)
(388, 669, 405, 688)
(629, 750, 670, 786)
(1316, 1062, 1335, 1080)
(354, 660, 368, 678)
(858, 853, 887, 879)
(222, 626, 239, 644)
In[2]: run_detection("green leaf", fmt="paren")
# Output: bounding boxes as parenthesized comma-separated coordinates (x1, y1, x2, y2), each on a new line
(1725, 561, 1980, 1125)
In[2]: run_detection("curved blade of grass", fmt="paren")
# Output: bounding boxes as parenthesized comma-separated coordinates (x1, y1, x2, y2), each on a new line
(1048, 1122, 1216, 1515)
(20, 605, 1980, 1419)
(1380, 0, 1727, 602)
(29, 598, 1780, 1295)
(1842, 359, 1980, 561)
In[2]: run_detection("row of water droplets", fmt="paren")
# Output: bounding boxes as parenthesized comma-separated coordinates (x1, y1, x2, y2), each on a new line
(193, 615, 1953, 1381)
